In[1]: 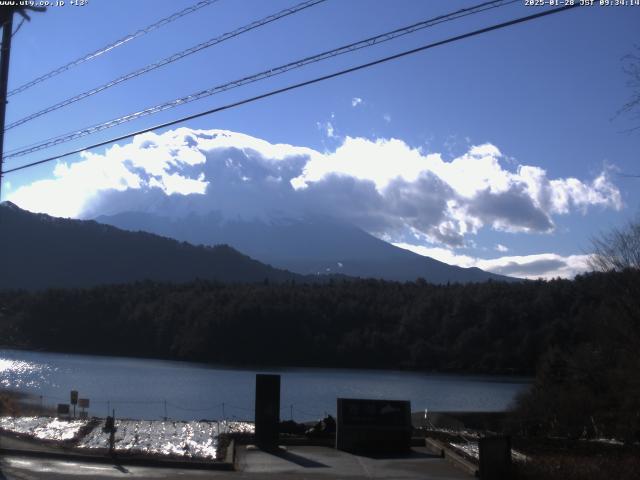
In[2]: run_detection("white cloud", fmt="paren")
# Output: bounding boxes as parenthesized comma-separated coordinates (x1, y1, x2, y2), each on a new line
(295, 137, 426, 190)
(317, 121, 336, 138)
(394, 242, 591, 280)
(495, 244, 509, 252)
(8, 128, 622, 247)
(8, 147, 144, 218)
(519, 166, 621, 215)
(291, 136, 619, 243)
(477, 253, 591, 279)
(383, 114, 391, 123)
(393, 244, 477, 268)
(351, 97, 363, 107)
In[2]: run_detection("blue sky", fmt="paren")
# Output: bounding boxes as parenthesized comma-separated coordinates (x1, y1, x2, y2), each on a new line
(2, 0, 639, 279)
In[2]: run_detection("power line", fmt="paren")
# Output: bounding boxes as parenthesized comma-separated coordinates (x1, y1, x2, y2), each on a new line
(4, 0, 516, 158)
(0, 5, 46, 50)
(11, 18, 25, 38)
(4, 0, 510, 139)
(0, 6, 45, 200)
(6, 0, 327, 131)
(1, 4, 580, 177)
(7, 0, 222, 97)
(0, 19, 26, 51)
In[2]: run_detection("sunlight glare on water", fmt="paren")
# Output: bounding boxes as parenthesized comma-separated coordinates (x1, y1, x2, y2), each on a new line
(0, 357, 56, 389)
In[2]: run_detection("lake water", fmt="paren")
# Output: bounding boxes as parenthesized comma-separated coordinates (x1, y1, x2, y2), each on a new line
(0, 349, 530, 421)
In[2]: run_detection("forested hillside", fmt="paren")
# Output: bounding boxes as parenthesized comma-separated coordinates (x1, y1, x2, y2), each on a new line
(0, 202, 302, 289)
(1, 270, 637, 376)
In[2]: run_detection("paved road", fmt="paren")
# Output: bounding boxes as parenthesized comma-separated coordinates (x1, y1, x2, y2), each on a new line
(0, 434, 66, 453)
(0, 455, 222, 479)
(0, 446, 471, 479)
(237, 445, 470, 479)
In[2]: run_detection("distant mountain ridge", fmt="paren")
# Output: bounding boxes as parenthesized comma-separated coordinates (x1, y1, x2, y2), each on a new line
(0, 202, 303, 290)
(95, 210, 513, 284)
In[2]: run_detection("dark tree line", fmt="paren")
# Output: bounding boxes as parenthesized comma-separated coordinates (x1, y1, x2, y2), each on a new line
(512, 268, 640, 442)
(0, 271, 635, 374)
(1, 270, 638, 439)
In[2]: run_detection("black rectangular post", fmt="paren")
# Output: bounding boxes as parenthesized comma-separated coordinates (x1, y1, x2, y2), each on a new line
(254, 374, 280, 449)
(336, 398, 412, 453)
(479, 435, 512, 480)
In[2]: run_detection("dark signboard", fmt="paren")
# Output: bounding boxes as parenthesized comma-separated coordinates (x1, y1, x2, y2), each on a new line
(57, 403, 70, 415)
(479, 436, 512, 480)
(78, 398, 90, 409)
(336, 398, 412, 453)
(254, 374, 280, 449)
(104, 416, 116, 434)
(70, 390, 78, 405)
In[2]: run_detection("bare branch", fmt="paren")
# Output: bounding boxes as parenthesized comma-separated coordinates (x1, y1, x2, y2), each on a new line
(615, 45, 640, 129)
(589, 218, 640, 272)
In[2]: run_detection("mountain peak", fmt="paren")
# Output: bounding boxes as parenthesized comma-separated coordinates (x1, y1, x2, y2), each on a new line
(97, 210, 514, 284)
(0, 201, 22, 211)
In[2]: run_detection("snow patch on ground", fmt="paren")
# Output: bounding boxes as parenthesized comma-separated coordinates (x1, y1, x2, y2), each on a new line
(0, 416, 87, 441)
(1, 416, 255, 460)
(77, 419, 254, 459)
(449, 441, 479, 459)
(589, 437, 624, 446)
(448, 440, 530, 463)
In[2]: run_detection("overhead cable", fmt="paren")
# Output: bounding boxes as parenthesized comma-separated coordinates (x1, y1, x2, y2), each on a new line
(5, 0, 516, 156)
(8, 0, 223, 97)
(1, 4, 579, 176)
(5, 0, 327, 131)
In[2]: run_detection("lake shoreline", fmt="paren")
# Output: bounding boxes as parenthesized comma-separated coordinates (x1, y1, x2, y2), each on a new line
(0, 344, 533, 381)
(1, 348, 531, 420)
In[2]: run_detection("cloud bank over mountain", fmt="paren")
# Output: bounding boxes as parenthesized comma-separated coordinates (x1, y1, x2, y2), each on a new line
(393, 243, 591, 280)
(8, 128, 621, 279)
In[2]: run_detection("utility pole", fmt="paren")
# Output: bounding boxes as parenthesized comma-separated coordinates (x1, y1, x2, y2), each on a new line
(0, 6, 45, 199)
(0, 9, 14, 200)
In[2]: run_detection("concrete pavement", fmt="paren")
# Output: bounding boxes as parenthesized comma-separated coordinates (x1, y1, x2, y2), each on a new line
(236, 445, 470, 479)
(0, 455, 221, 479)
(0, 445, 472, 479)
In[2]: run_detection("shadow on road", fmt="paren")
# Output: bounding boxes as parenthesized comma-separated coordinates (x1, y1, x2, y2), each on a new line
(268, 448, 330, 468)
(113, 463, 130, 473)
(356, 449, 441, 460)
